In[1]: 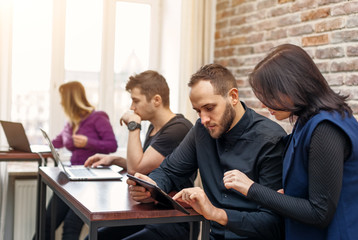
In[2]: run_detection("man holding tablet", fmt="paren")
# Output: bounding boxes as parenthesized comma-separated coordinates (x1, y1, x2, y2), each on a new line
(128, 64, 287, 240)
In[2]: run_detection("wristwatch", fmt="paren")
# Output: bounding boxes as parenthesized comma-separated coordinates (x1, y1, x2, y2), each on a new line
(127, 121, 141, 131)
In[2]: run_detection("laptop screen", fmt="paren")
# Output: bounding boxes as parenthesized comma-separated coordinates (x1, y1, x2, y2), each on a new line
(40, 128, 66, 172)
(0, 120, 32, 152)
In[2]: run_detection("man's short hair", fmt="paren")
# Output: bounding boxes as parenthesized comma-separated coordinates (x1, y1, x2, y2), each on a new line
(189, 63, 238, 96)
(126, 70, 170, 107)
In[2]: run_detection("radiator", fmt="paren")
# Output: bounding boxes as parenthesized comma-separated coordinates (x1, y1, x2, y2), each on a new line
(14, 180, 37, 240)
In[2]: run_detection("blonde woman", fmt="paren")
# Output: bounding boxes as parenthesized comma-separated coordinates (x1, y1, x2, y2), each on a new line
(45, 81, 117, 240)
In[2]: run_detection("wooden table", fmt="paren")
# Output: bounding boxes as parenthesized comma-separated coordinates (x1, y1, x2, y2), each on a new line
(0, 150, 52, 166)
(37, 167, 210, 240)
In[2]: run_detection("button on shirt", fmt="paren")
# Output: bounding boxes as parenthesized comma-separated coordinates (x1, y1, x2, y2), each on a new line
(150, 102, 287, 240)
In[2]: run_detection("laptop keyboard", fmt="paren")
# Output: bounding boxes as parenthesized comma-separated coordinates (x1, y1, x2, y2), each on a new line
(68, 168, 96, 177)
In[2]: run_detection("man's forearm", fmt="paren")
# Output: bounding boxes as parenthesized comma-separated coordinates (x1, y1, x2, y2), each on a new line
(126, 130, 144, 174)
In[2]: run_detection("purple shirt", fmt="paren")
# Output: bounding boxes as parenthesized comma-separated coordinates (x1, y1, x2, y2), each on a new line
(52, 111, 118, 165)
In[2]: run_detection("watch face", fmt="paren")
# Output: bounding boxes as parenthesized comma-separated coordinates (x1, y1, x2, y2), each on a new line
(128, 121, 141, 131)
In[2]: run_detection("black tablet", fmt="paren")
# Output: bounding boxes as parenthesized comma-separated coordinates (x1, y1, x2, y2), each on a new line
(127, 174, 190, 215)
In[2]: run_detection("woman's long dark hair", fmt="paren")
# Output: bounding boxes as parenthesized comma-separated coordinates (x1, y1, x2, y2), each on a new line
(249, 44, 352, 124)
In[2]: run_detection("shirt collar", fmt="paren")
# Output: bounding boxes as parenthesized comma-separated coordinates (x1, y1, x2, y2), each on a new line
(220, 101, 251, 140)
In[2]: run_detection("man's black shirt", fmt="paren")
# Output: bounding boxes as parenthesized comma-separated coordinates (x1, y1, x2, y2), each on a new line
(150, 102, 287, 239)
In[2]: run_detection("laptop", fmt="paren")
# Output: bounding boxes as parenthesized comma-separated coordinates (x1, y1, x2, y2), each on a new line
(40, 128, 123, 181)
(0, 120, 50, 153)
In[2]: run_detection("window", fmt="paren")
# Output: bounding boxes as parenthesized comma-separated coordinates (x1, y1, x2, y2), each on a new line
(64, 0, 103, 107)
(11, 0, 52, 144)
(5, 0, 160, 151)
(113, 1, 153, 148)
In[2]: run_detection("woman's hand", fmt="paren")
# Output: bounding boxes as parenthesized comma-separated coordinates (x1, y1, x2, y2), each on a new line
(72, 134, 88, 148)
(223, 170, 254, 196)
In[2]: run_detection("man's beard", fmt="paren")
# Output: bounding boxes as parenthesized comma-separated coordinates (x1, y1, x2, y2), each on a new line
(207, 102, 236, 139)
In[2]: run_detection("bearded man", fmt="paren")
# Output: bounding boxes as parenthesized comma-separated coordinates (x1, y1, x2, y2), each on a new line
(128, 64, 287, 240)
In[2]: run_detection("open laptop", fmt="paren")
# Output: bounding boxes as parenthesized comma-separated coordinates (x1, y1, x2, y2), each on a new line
(0, 120, 50, 153)
(40, 128, 123, 181)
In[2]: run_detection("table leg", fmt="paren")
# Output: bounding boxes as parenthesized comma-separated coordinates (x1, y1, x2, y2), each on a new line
(88, 223, 98, 240)
(50, 194, 56, 240)
(201, 219, 210, 240)
(38, 176, 47, 240)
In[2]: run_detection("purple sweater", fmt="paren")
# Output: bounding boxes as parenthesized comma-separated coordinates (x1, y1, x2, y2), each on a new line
(52, 111, 118, 165)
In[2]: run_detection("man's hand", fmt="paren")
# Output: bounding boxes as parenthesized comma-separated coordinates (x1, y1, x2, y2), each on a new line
(72, 134, 88, 148)
(223, 170, 254, 196)
(120, 111, 141, 126)
(127, 173, 156, 203)
(173, 187, 228, 225)
(84, 154, 115, 168)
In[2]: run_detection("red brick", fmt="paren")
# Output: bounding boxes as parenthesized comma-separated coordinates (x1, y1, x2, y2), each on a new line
(231, 16, 246, 26)
(216, 20, 229, 29)
(345, 75, 358, 86)
(348, 101, 358, 114)
(222, 47, 235, 57)
(318, 0, 345, 6)
(331, 2, 358, 16)
(236, 79, 248, 88)
(269, 5, 291, 17)
(246, 13, 266, 25)
(216, 0, 229, 11)
(331, 30, 358, 43)
(316, 62, 330, 73)
(254, 43, 275, 54)
(237, 47, 253, 55)
(244, 99, 263, 108)
(257, 0, 277, 10)
(257, 19, 277, 31)
(216, 9, 234, 21)
(235, 67, 253, 77)
(215, 59, 229, 67)
(324, 74, 344, 86)
(233, 0, 246, 6)
(340, 88, 358, 100)
(347, 16, 358, 28)
(301, 8, 330, 22)
(214, 49, 226, 58)
(215, 39, 229, 48)
(302, 34, 329, 46)
(229, 36, 246, 46)
(234, 3, 255, 15)
(277, 14, 301, 27)
(331, 59, 358, 72)
(292, 0, 316, 12)
(315, 47, 344, 59)
(238, 89, 255, 98)
(267, 29, 288, 40)
(230, 25, 254, 36)
(246, 33, 264, 44)
(347, 46, 358, 57)
(279, 0, 294, 3)
(315, 18, 345, 33)
(288, 24, 313, 36)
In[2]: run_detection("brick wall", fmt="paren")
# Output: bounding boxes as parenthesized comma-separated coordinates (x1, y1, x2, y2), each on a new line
(214, 0, 358, 132)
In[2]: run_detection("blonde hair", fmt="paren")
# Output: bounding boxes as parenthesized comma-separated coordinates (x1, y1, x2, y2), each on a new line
(59, 81, 94, 125)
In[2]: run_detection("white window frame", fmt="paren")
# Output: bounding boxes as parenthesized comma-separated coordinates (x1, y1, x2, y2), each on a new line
(49, 0, 161, 136)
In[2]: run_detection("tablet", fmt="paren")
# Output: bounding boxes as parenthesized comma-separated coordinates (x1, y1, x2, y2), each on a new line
(127, 174, 190, 215)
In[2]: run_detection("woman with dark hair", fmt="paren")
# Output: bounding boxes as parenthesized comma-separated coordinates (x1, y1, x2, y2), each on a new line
(223, 44, 358, 240)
